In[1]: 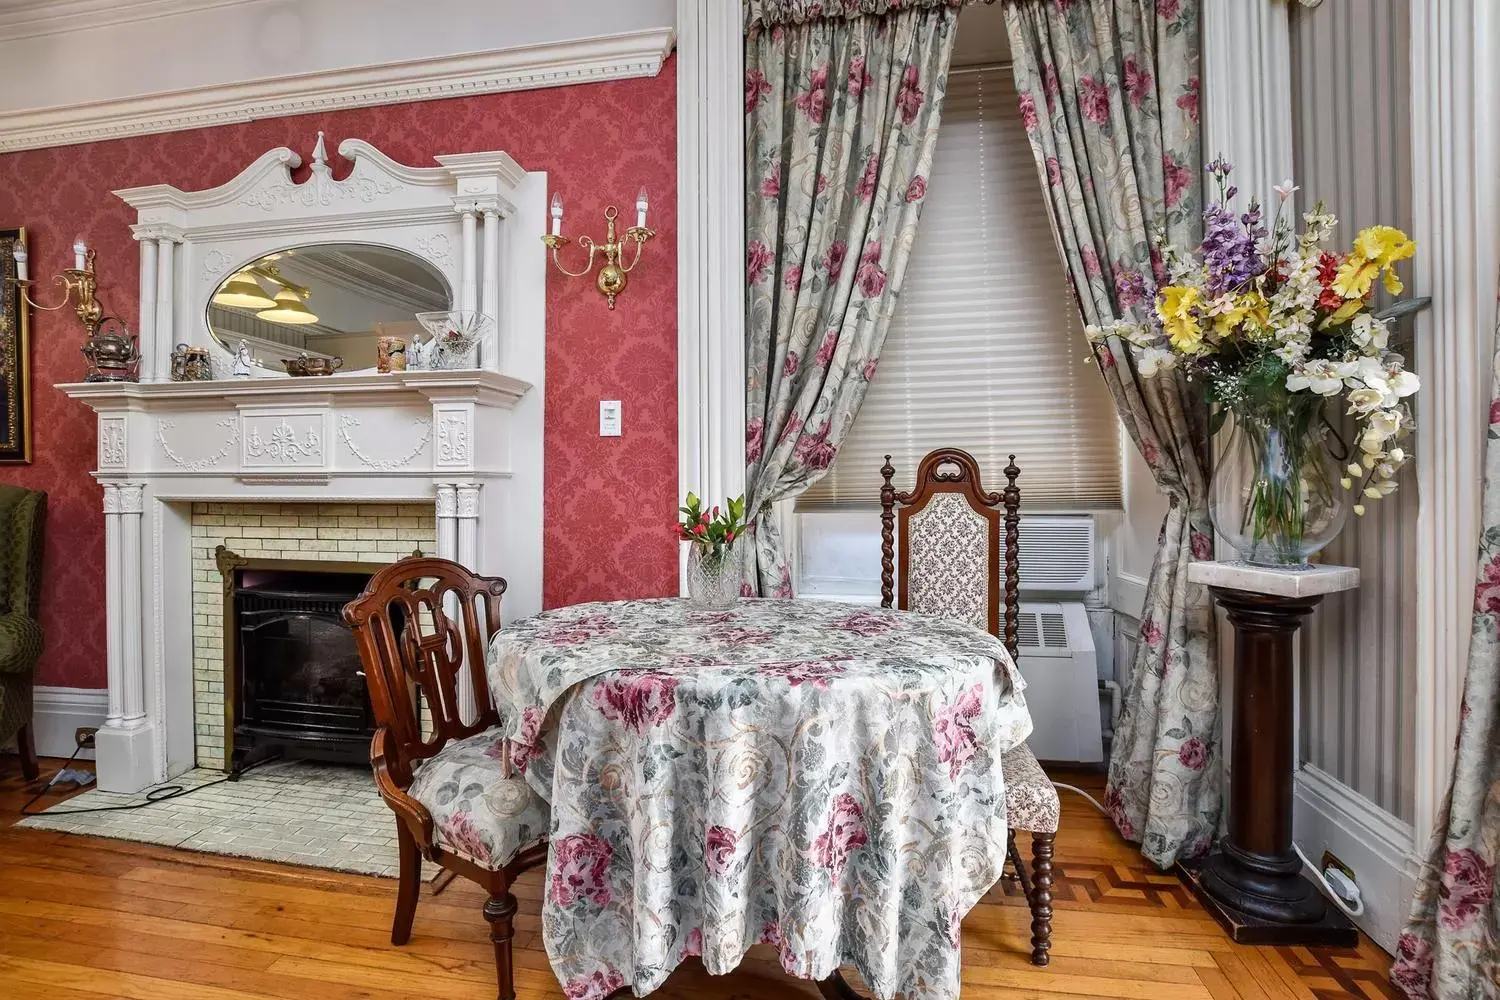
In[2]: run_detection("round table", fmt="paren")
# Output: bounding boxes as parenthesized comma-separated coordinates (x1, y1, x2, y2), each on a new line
(485, 598, 1032, 1000)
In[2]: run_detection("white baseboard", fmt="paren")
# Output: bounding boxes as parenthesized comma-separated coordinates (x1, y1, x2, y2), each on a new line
(28, 686, 108, 760)
(1293, 763, 1419, 954)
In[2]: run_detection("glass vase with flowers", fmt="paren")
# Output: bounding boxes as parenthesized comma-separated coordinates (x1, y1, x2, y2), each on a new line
(1088, 159, 1421, 568)
(677, 493, 747, 607)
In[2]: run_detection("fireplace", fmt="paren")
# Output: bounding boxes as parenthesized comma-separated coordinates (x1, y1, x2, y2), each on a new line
(218, 547, 378, 771)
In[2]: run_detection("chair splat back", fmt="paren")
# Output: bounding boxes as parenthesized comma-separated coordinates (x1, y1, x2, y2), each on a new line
(343, 557, 506, 787)
(880, 448, 1022, 659)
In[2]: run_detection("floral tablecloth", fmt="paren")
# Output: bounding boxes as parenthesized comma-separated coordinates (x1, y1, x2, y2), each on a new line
(485, 598, 1032, 1000)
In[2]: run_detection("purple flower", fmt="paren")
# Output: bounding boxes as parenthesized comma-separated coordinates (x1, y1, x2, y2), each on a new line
(1200, 202, 1264, 296)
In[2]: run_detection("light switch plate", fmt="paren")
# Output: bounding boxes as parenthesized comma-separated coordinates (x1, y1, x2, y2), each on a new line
(599, 400, 622, 437)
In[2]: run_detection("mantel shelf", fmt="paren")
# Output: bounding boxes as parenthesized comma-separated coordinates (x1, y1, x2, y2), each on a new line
(56, 369, 533, 411)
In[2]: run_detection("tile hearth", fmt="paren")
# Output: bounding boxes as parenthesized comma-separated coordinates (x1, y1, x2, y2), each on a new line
(19, 761, 425, 879)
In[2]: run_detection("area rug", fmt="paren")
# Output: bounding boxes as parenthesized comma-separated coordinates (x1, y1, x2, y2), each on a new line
(18, 760, 431, 879)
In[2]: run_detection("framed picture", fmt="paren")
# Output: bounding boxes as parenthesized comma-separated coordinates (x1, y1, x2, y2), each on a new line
(0, 227, 31, 464)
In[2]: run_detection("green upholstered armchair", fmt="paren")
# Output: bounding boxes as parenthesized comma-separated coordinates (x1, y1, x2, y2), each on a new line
(0, 484, 45, 782)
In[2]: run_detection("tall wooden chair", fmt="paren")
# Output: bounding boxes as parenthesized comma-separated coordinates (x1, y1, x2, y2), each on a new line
(343, 557, 549, 1000)
(879, 448, 1061, 966)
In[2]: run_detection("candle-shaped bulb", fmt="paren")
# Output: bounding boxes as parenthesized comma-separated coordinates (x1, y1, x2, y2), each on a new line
(636, 187, 648, 228)
(11, 243, 27, 282)
(73, 236, 87, 271)
(549, 193, 563, 237)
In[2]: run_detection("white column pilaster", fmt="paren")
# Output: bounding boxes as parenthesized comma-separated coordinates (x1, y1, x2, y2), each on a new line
(435, 484, 459, 561)
(677, 0, 746, 594)
(135, 236, 159, 380)
(154, 237, 176, 382)
(1411, 0, 1500, 842)
(95, 481, 158, 793)
(102, 485, 125, 726)
(458, 206, 479, 314)
(117, 483, 146, 725)
(455, 483, 482, 722)
(480, 208, 502, 371)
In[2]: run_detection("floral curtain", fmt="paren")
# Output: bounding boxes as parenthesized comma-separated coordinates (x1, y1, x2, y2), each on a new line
(1004, 0, 1218, 868)
(743, 4, 957, 596)
(1390, 312, 1500, 998)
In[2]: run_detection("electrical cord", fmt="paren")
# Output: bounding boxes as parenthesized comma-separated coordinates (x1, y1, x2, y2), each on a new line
(20, 747, 288, 818)
(1050, 778, 1365, 918)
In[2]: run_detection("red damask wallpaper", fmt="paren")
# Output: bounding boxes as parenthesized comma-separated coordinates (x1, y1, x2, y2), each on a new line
(0, 64, 679, 688)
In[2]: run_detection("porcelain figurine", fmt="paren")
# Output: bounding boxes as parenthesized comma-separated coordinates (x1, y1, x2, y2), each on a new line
(232, 341, 254, 378)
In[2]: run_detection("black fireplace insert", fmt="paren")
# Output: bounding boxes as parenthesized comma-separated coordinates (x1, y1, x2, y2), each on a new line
(230, 566, 375, 770)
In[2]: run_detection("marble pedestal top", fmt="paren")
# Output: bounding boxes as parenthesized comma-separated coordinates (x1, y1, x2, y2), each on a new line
(1187, 560, 1360, 598)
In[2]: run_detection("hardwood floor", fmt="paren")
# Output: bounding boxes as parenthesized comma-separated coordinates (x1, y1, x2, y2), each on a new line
(0, 757, 1398, 1000)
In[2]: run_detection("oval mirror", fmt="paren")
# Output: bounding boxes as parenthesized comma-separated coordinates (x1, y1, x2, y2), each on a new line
(206, 244, 449, 373)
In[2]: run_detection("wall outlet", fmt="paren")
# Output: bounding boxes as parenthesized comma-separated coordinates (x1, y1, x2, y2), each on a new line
(600, 400, 622, 437)
(74, 726, 97, 749)
(1321, 849, 1355, 883)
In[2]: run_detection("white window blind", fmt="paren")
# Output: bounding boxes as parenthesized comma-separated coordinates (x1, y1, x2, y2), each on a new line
(800, 67, 1122, 508)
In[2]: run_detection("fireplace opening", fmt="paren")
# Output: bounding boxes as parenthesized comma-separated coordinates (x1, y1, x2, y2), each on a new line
(218, 547, 380, 771)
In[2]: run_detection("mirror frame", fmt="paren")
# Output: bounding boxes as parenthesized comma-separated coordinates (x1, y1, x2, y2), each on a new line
(114, 132, 532, 380)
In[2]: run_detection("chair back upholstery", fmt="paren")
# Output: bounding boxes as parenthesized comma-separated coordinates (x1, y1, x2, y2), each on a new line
(880, 448, 1021, 660)
(343, 556, 506, 790)
(0, 484, 46, 619)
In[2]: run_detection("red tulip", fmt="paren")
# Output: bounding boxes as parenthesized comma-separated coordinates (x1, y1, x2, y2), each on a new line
(726, 530, 735, 542)
(713, 505, 721, 517)
(693, 523, 706, 535)
(701, 512, 710, 522)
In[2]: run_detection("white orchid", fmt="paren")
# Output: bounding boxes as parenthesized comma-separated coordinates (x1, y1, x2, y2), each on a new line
(1349, 314, 1390, 352)
(1137, 347, 1177, 377)
(1360, 409, 1403, 453)
(1286, 360, 1344, 396)
(1346, 387, 1387, 413)
(1388, 369, 1420, 398)
(1274, 179, 1300, 203)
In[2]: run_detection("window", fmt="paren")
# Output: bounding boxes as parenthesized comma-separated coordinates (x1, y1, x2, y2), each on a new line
(798, 67, 1122, 509)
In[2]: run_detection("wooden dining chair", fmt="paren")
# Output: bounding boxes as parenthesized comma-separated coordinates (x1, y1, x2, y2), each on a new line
(879, 447, 1062, 966)
(343, 556, 550, 1000)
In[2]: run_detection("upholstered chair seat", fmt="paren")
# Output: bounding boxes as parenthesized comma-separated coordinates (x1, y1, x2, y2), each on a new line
(1002, 743, 1061, 834)
(0, 484, 46, 783)
(407, 728, 550, 870)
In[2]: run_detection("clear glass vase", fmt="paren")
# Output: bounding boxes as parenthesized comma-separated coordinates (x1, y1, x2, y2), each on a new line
(1209, 396, 1349, 569)
(686, 544, 741, 608)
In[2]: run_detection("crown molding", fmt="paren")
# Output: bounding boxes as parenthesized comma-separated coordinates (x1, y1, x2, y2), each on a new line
(0, 27, 675, 153)
(0, 0, 261, 43)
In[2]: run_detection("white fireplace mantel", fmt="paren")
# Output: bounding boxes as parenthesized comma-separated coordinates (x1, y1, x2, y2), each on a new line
(58, 136, 547, 793)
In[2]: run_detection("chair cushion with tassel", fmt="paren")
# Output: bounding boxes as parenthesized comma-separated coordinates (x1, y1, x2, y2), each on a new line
(407, 727, 551, 870)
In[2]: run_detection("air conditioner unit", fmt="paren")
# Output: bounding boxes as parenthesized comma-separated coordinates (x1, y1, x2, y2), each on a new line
(1014, 601, 1102, 764)
(1011, 515, 1095, 593)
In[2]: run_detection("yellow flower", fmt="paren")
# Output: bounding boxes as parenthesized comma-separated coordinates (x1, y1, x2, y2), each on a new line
(1334, 226, 1415, 299)
(1323, 297, 1366, 327)
(1156, 285, 1204, 353)
(1239, 290, 1272, 337)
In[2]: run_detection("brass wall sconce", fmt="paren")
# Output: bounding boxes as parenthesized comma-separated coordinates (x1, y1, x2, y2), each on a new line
(10, 237, 139, 382)
(541, 190, 654, 309)
(10, 237, 104, 339)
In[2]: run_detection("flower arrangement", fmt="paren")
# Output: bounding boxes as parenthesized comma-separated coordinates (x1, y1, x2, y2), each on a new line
(1088, 159, 1421, 563)
(676, 493, 747, 549)
(677, 493, 747, 606)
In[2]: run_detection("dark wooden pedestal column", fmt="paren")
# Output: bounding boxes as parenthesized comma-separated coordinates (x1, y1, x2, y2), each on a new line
(1178, 585, 1357, 947)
